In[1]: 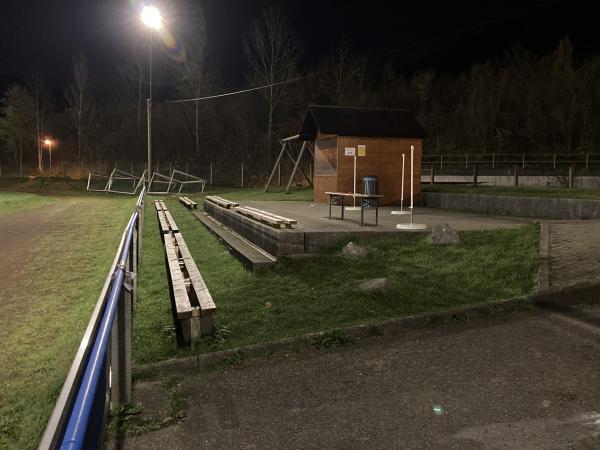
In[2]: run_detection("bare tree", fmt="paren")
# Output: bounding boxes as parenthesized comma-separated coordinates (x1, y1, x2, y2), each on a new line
(243, 6, 299, 163)
(178, 38, 213, 158)
(320, 36, 372, 106)
(0, 85, 34, 176)
(118, 43, 146, 139)
(65, 53, 95, 159)
(26, 72, 51, 173)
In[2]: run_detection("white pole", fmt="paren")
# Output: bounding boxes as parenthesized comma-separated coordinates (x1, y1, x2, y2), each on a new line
(400, 153, 405, 212)
(410, 145, 414, 209)
(410, 145, 414, 225)
(395, 144, 426, 230)
(353, 155, 357, 207)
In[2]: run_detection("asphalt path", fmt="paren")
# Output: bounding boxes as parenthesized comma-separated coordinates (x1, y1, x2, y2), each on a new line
(121, 308, 600, 449)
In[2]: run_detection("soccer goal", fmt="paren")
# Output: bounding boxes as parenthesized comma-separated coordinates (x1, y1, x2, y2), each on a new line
(147, 169, 207, 195)
(86, 168, 146, 195)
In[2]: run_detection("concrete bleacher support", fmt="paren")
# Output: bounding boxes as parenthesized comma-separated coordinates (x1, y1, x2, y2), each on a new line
(203, 200, 305, 256)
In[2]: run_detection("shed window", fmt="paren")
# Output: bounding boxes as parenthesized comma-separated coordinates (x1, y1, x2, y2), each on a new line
(314, 137, 337, 176)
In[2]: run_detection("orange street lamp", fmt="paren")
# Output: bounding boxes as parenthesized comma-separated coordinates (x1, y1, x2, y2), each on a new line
(44, 139, 55, 176)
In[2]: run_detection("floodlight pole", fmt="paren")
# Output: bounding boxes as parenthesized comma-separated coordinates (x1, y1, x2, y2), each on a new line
(49, 143, 52, 176)
(146, 32, 153, 186)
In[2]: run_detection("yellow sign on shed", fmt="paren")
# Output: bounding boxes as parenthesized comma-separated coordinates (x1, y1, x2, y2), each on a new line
(357, 144, 366, 157)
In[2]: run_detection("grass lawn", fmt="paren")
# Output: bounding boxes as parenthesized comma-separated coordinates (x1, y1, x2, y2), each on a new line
(423, 183, 600, 200)
(0, 176, 88, 194)
(0, 192, 57, 216)
(0, 194, 135, 450)
(134, 196, 540, 365)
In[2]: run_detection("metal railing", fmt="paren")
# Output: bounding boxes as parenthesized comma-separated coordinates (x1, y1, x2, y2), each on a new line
(422, 153, 600, 170)
(38, 188, 145, 450)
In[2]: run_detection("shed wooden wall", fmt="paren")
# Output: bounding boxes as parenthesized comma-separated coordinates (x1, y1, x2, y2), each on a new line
(313, 134, 422, 206)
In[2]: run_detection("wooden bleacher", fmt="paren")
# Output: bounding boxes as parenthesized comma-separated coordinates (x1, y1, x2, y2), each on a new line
(205, 195, 239, 209)
(179, 196, 198, 209)
(154, 201, 216, 345)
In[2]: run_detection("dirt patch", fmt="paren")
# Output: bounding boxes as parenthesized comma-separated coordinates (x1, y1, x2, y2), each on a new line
(0, 198, 78, 334)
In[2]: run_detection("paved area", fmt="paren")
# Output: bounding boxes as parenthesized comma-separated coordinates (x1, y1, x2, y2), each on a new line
(121, 309, 600, 449)
(240, 201, 532, 232)
(546, 221, 600, 290)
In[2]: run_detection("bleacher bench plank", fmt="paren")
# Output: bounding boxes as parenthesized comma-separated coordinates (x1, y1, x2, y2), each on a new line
(179, 196, 197, 209)
(235, 206, 285, 228)
(242, 206, 297, 227)
(205, 195, 239, 209)
(173, 232, 216, 314)
(163, 210, 179, 233)
(164, 234, 194, 319)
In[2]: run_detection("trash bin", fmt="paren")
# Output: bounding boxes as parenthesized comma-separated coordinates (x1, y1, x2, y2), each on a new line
(362, 176, 378, 207)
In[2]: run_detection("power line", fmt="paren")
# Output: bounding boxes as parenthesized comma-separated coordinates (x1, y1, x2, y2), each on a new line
(159, 69, 330, 104)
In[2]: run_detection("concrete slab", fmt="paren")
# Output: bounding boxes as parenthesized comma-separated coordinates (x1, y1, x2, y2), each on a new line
(239, 201, 532, 232)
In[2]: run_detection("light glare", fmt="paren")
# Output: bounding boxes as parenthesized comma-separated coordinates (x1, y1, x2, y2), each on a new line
(141, 6, 163, 30)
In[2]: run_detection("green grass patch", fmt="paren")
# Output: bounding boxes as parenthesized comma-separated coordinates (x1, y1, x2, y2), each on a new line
(106, 376, 186, 437)
(0, 195, 135, 450)
(134, 197, 539, 365)
(423, 183, 600, 200)
(0, 176, 88, 194)
(0, 192, 58, 216)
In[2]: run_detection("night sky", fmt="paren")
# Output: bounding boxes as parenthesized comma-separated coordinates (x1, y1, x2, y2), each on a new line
(0, 0, 598, 99)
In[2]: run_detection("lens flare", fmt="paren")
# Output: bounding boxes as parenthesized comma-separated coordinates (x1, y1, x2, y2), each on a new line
(135, 3, 187, 63)
(157, 27, 186, 63)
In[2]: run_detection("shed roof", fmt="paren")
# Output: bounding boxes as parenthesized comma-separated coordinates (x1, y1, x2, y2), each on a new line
(299, 105, 428, 141)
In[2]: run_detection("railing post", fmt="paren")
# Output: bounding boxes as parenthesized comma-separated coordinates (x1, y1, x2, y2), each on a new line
(553, 153, 556, 170)
(473, 164, 478, 187)
(568, 165, 574, 189)
(209, 163, 213, 189)
(440, 154, 443, 169)
(492, 154, 495, 169)
(430, 165, 435, 185)
(241, 163, 244, 189)
(110, 257, 133, 408)
(522, 153, 525, 169)
(514, 165, 519, 187)
(586, 153, 589, 170)
(465, 154, 468, 169)
(137, 199, 144, 264)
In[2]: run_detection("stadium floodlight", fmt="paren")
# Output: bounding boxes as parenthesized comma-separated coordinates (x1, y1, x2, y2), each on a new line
(141, 5, 163, 186)
(141, 6, 163, 30)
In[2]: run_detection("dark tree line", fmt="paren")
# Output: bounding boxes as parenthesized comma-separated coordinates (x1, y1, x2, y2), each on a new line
(0, 5, 598, 180)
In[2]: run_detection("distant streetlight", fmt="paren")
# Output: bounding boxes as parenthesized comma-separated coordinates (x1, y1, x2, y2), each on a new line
(44, 139, 55, 177)
(141, 5, 163, 184)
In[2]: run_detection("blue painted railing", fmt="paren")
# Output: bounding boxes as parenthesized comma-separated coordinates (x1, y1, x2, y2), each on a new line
(38, 189, 145, 450)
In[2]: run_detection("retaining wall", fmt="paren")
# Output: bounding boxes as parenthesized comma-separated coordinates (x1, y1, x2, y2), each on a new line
(422, 192, 600, 220)
(204, 201, 304, 256)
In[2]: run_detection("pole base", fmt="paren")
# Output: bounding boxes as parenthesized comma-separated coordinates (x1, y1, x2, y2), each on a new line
(390, 210, 411, 215)
(395, 223, 428, 230)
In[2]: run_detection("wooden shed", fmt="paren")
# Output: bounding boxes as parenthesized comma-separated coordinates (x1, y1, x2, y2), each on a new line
(299, 105, 428, 206)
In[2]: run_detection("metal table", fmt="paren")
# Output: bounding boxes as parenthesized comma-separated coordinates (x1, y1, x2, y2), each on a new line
(325, 192, 385, 226)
